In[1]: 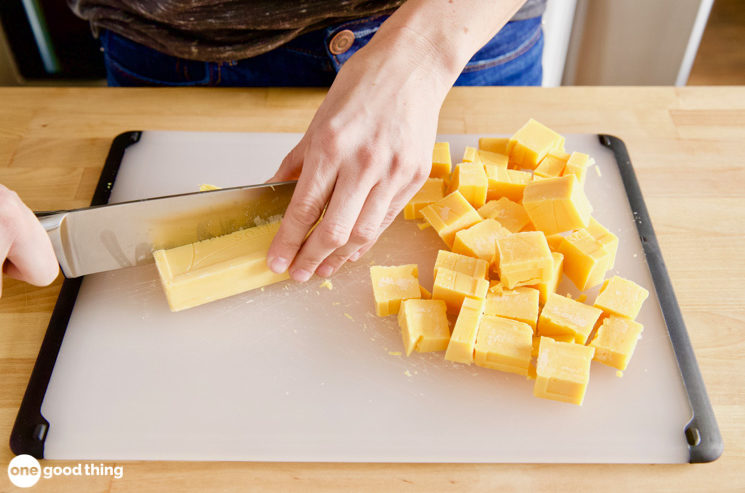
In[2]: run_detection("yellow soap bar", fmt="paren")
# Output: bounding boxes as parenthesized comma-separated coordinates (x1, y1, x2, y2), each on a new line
(507, 119, 565, 170)
(434, 250, 489, 280)
(589, 315, 644, 370)
(494, 231, 554, 289)
(474, 315, 533, 376)
(431, 142, 452, 179)
(452, 218, 511, 262)
(556, 229, 611, 291)
(534, 336, 595, 405)
(485, 166, 532, 202)
(477, 197, 531, 233)
(369, 264, 421, 317)
(420, 191, 482, 248)
(432, 267, 489, 314)
(445, 297, 485, 364)
(563, 152, 590, 184)
(398, 299, 451, 356)
(585, 217, 619, 269)
(478, 149, 509, 168)
(537, 292, 603, 344)
(403, 178, 445, 220)
(594, 276, 650, 319)
(484, 286, 540, 331)
(534, 150, 568, 178)
(450, 162, 488, 208)
(479, 136, 510, 155)
(153, 221, 289, 312)
(533, 251, 564, 305)
(462, 146, 481, 164)
(522, 175, 593, 235)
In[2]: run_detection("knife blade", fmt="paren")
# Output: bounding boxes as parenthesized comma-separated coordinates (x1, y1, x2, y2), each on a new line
(36, 181, 296, 278)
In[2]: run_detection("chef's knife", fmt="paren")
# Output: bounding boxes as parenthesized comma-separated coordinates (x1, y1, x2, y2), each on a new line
(35, 181, 296, 278)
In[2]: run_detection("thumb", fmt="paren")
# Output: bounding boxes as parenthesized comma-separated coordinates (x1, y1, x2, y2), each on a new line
(268, 141, 305, 183)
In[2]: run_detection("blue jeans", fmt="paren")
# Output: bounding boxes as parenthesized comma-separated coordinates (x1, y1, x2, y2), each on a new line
(101, 15, 543, 87)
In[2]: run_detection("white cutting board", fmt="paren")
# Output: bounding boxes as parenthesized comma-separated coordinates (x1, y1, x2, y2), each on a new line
(40, 131, 692, 462)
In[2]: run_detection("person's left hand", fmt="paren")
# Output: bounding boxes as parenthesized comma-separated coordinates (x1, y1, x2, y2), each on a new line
(266, 32, 450, 281)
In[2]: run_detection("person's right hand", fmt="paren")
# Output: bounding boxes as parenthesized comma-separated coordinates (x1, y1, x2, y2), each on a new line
(0, 185, 59, 296)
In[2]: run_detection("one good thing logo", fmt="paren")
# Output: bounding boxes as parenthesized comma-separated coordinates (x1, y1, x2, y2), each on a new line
(7, 454, 41, 488)
(7, 455, 124, 488)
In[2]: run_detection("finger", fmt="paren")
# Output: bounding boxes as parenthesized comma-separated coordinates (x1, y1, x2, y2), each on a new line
(266, 156, 336, 277)
(268, 141, 304, 183)
(287, 167, 376, 281)
(315, 183, 393, 277)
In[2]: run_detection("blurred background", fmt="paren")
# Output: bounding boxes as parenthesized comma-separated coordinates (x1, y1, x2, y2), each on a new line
(0, 0, 742, 86)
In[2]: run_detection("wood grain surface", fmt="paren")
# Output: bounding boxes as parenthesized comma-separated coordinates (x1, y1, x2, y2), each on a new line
(0, 87, 743, 492)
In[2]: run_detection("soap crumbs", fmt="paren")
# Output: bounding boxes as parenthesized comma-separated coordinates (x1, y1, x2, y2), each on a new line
(577, 294, 588, 303)
(595, 166, 602, 177)
(616, 370, 623, 378)
(404, 370, 413, 377)
(319, 279, 333, 290)
(332, 301, 341, 306)
(344, 313, 354, 321)
(388, 351, 402, 356)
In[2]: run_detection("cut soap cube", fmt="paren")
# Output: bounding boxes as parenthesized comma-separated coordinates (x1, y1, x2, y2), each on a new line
(420, 191, 482, 248)
(434, 250, 489, 280)
(594, 276, 650, 319)
(431, 142, 452, 179)
(537, 292, 603, 344)
(403, 178, 444, 220)
(477, 197, 531, 233)
(369, 264, 421, 317)
(556, 229, 611, 291)
(432, 267, 489, 314)
(522, 175, 593, 235)
(484, 287, 540, 331)
(445, 297, 485, 364)
(589, 315, 644, 370)
(494, 231, 554, 289)
(534, 336, 595, 405)
(485, 166, 531, 202)
(474, 315, 533, 376)
(398, 299, 451, 356)
(452, 218, 511, 262)
(450, 162, 488, 208)
(479, 136, 509, 155)
(507, 119, 565, 170)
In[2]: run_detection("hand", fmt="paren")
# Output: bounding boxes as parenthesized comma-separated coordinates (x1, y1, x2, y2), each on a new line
(0, 185, 59, 296)
(266, 32, 451, 282)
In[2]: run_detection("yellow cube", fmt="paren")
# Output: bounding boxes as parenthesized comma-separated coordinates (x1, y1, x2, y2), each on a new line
(494, 231, 554, 289)
(477, 197, 530, 233)
(522, 175, 593, 235)
(479, 136, 510, 155)
(419, 285, 432, 299)
(478, 149, 509, 168)
(594, 276, 650, 319)
(534, 337, 595, 405)
(533, 252, 564, 305)
(452, 218, 511, 262)
(484, 286, 540, 331)
(370, 264, 421, 317)
(420, 191, 482, 248)
(534, 150, 568, 178)
(431, 142, 452, 179)
(462, 146, 482, 164)
(432, 268, 489, 314)
(450, 162, 488, 208)
(398, 299, 451, 356)
(507, 119, 565, 170)
(563, 152, 590, 184)
(589, 315, 644, 370)
(485, 166, 532, 202)
(445, 297, 485, 364)
(545, 233, 563, 252)
(474, 315, 533, 376)
(585, 217, 619, 269)
(403, 178, 444, 220)
(537, 292, 603, 344)
(556, 229, 611, 291)
(434, 250, 489, 280)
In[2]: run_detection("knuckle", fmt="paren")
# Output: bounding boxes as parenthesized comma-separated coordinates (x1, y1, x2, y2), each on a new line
(288, 198, 323, 227)
(351, 222, 378, 244)
(319, 220, 349, 248)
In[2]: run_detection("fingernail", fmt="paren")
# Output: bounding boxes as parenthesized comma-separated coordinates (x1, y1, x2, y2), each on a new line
(291, 269, 312, 282)
(316, 265, 333, 277)
(268, 256, 289, 274)
(349, 252, 361, 262)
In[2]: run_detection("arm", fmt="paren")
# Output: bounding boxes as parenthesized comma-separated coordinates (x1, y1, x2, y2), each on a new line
(0, 185, 59, 296)
(267, 0, 526, 281)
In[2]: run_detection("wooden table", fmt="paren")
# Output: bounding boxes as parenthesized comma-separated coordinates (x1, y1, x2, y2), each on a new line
(0, 87, 743, 492)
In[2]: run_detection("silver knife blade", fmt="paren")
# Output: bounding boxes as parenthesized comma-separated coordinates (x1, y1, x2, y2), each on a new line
(37, 181, 296, 278)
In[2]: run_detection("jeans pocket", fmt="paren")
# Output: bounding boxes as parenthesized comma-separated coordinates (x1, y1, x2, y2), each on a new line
(101, 30, 212, 87)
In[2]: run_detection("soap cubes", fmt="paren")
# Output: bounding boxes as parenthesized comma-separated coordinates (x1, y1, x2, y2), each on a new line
(479, 136, 509, 155)
(431, 142, 452, 179)
(522, 175, 593, 235)
(594, 276, 650, 319)
(398, 299, 451, 356)
(478, 149, 509, 168)
(403, 178, 444, 220)
(432, 267, 489, 314)
(534, 336, 595, 405)
(533, 252, 564, 305)
(420, 191, 482, 248)
(537, 293, 603, 344)
(445, 297, 485, 364)
(434, 250, 489, 279)
(586, 217, 619, 269)
(370, 264, 421, 317)
(507, 119, 565, 170)
(563, 152, 590, 184)
(474, 315, 533, 376)
(450, 162, 488, 208)
(478, 197, 530, 233)
(484, 287, 540, 331)
(534, 150, 568, 178)
(485, 166, 531, 202)
(494, 231, 554, 289)
(589, 315, 644, 370)
(556, 229, 612, 291)
(453, 219, 511, 262)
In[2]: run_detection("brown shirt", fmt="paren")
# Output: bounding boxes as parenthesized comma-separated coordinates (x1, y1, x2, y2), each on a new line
(69, 0, 547, 62)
